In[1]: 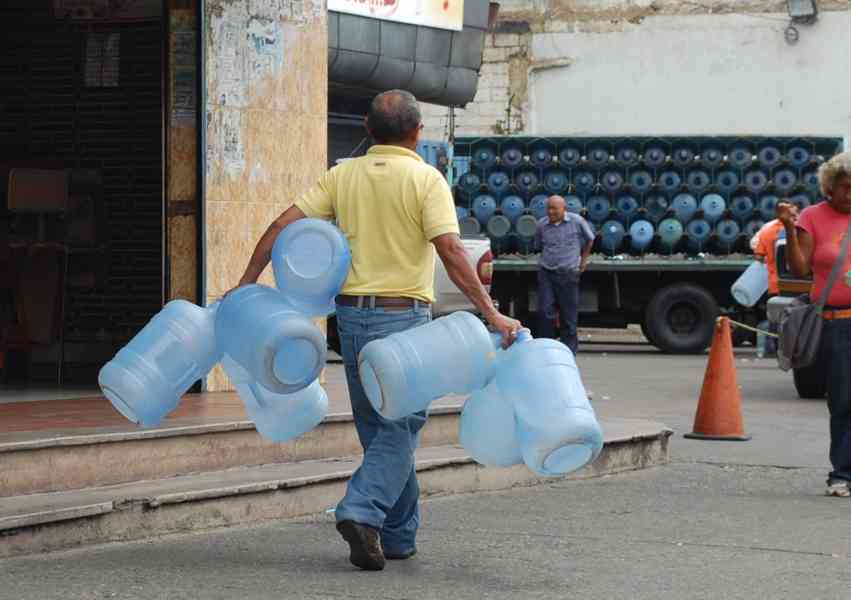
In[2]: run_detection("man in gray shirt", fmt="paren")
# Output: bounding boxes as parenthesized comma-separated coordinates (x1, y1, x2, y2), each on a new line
(534, 195, 595, 354)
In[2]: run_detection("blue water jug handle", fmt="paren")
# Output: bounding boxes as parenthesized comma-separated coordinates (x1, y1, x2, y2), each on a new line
(489, 328, 533, 349)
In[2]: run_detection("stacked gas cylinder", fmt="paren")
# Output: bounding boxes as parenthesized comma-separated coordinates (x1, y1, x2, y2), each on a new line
(450, 136, 844, 257)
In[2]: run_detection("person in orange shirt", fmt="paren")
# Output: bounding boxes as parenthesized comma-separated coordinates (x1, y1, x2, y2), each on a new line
(753, 205, 798, 296)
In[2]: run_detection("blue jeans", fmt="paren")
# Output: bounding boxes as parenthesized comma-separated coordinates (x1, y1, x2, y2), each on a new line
(538, 266, 581, 354)
(821, 318, 851, 483)
(334, 302, 431, 555)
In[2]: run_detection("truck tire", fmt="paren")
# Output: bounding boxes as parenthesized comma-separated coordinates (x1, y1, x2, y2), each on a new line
(645, 283, 719, 354)
(793, 363, 827, 399)
(640, 319, 660, 349)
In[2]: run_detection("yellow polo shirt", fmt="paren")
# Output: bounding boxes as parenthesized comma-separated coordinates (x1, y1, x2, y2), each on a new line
(295, 145, 459, 303)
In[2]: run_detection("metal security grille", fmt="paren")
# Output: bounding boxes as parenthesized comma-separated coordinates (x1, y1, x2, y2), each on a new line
(0, 18, 164, 352)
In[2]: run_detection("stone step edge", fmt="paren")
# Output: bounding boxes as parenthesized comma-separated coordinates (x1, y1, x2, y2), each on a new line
(0, 404, 465, 454)
(0, 423, 672, 533)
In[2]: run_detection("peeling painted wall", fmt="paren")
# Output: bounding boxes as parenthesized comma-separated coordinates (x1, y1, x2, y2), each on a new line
(205, 0, 327, 391)
(422, 2, 851, 139)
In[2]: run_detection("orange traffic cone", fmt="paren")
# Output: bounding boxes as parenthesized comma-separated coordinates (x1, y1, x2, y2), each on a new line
(684, 317, 751, 441)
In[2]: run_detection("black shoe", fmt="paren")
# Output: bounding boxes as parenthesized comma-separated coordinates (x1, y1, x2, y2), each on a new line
(384, 548, 417, 560)
(336, 520, 385, 571)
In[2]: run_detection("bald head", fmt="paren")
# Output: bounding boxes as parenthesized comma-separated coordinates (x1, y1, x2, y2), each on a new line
(547, 195, 567, 223)
(366, 90, 422, 146)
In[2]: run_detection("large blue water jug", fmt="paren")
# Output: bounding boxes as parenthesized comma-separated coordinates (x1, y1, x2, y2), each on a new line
(515, 170, 540, 195)
(628, 170, 653, 195)
(558, 146, 582, 167)
(472, 194, 498, 225)
(601, 171, 624, 194)
(643, 145, 667, 169)
(699, 194, 726, 225)
(802, 169, 820, 193)
(486, 215, 513, 252)
(686, 169, 712, 194)
(221, 354, 328, 443)
(487, 171, 511, 195)
(658, 171, 682, 194)
(515, 214, 539, 252)
(500, 145, 525, 169)
(644, 194, 670, 223)
(472, 144, 497, 170)
(458, 172, 482, 195)
(565, 195, 584, 215)
(587, 146, 610, 168)
(271, 218, 351, 317)
(586, 195, 611, 224)
(573, 170, 596, 194)
(700, 146, 724, 169)
(657, 218, 684, 252)
(460, 216, 482, 235)
(728, 145, 753, 169)
(358, 311, 501, 420)
(459, 381, 523, 468)
(99, 300, 221, 427)
(731, 261, 769, 307)
(544, 170, 569, 195)
(671, 193, 698, 222)
(499, 335, 603, 476)
(216, 285, 326, 395)
(672, 146, 696, 168)
(715, 169, 740, 195)
(456, 205, 470, 222)
(615, 145, 640, 168)
(757, 145, 783, 169)
(787, 145, 811, 168)
(686, 219, 712, 254)
(744, 169, 769, 195)
(773, 169, 797, 193)
(730, 195, 755, 222)
(715, 219, 741, 253)
(759, 195, 780, 221)
(744, 218, 765, 240)
(500, 195, 525, 224)
(530, 146, 553, 168)
(599, 220, 625, 255)
(790, 193, 812, 211)
(615, 195, 640, 225)
(629, 220, 654, 252)
(529, 194, 549, 219)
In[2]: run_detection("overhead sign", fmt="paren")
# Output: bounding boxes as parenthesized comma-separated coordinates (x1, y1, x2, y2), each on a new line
(328, 0, 464, 31)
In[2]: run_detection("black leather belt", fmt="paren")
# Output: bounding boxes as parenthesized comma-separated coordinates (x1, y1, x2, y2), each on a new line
(335, 295, 429, 309)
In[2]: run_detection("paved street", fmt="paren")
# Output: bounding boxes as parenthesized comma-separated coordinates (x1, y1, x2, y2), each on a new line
(2, 343, 849, 600)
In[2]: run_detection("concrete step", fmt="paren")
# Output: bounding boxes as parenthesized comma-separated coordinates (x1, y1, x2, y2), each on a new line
(0, 418, 671, 558)
(0, 397, 464, 498)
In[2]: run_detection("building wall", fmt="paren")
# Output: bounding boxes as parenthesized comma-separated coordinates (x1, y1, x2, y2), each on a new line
(422, 0, 851, 139)
(204, 0, 327, 391)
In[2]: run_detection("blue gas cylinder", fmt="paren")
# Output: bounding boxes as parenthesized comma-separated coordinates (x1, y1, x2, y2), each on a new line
(99, 301, 222, 427)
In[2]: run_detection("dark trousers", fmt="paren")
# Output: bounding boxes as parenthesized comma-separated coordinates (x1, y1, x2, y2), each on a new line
(537, 266, 580, 354)
(822, 318, 851, 483)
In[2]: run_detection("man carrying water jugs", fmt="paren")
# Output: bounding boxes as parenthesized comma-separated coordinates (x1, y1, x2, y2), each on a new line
(232, 90, 521, 571)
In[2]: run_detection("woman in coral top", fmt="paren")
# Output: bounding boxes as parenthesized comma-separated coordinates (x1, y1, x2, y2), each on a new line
(781, 151, 851, 497)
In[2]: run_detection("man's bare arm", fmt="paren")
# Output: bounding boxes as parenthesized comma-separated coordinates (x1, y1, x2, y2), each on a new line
(238, 205, 307, 286)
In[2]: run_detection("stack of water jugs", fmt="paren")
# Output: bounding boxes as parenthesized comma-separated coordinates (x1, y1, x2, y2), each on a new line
(358, 312, 604, 476)
(98, 219, 351, 442)
(451, 136, 841, 258)
(99, 218, 603, 476)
